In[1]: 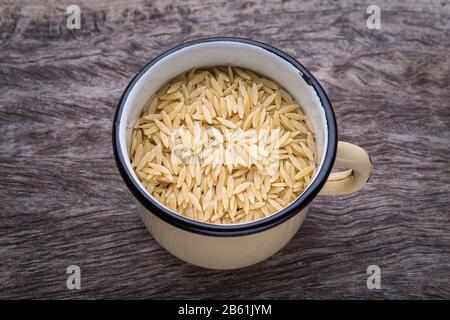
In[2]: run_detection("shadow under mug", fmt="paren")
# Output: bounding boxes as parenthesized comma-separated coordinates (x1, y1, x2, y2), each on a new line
(113, 37, 373, 270)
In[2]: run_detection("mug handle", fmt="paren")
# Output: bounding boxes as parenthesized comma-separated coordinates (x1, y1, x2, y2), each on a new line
(319, 141, 373, 196)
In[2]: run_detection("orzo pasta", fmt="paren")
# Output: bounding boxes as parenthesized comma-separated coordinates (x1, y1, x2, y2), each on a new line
(130, 66, 317, 224)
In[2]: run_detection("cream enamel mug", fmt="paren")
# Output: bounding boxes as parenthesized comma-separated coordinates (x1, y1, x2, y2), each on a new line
(113, 37, 373, 270)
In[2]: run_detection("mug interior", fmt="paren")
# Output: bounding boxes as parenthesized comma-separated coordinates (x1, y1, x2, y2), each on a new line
(115, 39, 334, 232)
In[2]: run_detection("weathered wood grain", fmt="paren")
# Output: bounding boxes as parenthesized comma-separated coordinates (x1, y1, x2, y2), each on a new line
(0, 0, 449, 299)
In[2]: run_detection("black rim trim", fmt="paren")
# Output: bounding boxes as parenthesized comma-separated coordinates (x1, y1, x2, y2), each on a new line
(112, 37, 338, 237)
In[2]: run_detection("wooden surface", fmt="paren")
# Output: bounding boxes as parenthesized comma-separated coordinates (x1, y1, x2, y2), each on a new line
(1, 0, 449, 299)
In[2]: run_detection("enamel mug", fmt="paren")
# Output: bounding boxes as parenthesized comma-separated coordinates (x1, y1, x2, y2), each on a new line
(113, 37, 373, 270)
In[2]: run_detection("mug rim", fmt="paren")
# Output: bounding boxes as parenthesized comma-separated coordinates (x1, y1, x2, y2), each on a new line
(112, 37, 338, 237)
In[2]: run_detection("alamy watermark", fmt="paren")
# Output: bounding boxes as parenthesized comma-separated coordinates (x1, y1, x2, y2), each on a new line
(66, 5, 81, 30)
(366, 265, 381, 290)
(168, 127, 281, 174)
(366, 5, 381, 29)
(66, 265, 81, 290)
